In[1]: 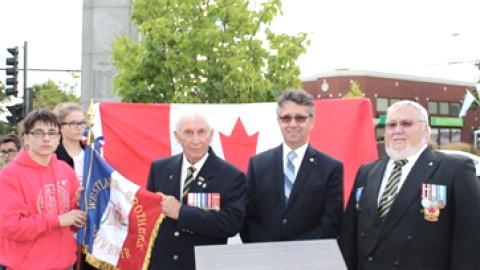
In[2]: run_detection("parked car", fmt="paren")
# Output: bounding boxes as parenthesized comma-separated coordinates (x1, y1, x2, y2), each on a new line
(438, 149, 480, 178)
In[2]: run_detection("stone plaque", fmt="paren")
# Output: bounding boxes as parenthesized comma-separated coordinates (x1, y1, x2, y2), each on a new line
(195, 239, 347, 270)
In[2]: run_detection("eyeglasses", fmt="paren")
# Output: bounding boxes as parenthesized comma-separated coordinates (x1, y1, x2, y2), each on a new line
(29, 130, 61, 139)
(279, 115, 310, 124)
(385, 120, 425, 130)
(61, 120, 87, 129)
(0, 149, 17, 156)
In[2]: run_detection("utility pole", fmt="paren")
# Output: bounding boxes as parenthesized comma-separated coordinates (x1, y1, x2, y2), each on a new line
(23, 41, 33, 113)
(24, 41, 28, 102)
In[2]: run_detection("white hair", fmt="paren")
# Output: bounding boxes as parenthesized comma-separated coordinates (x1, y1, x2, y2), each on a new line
(174, 108, 212, 132)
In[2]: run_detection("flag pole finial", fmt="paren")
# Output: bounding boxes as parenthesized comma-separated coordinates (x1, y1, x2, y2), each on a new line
(86, 99, 95, 145)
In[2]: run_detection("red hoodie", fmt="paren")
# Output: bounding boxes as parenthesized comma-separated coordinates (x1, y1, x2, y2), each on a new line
(0, 149, 80, 270)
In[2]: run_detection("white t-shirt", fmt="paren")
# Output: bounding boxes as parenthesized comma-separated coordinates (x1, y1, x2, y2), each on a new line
(73, 150, 85, 185)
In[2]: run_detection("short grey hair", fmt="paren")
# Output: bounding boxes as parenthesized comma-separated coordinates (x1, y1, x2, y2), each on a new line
(386, 100, 429, 125)
(276, 89, 315, 117)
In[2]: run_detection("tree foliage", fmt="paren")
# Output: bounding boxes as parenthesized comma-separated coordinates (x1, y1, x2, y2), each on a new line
(32, 80, 80, 111)
(343, 80, 364, 98)
(111, 0, 309, 103)
(0, 80, 13, 114)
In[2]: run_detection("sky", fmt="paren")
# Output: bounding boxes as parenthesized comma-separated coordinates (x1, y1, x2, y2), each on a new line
(0, 0, 479, 102)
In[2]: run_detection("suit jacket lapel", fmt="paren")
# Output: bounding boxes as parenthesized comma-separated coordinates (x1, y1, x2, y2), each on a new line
(362, 157, 389, 216)
(358, 157, 389, 255)
(166, 154, 183, 200)
(271, 145, 286, 206)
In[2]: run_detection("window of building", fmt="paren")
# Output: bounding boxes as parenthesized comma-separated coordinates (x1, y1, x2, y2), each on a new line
(391, 98, 401, 105)
(431, 128, 439, 144)
(451, 129, 461, 143)
(439, 102, 449, 115)
(428, 101, 438, 114)
(439, 128, 451, 145)
(376, 98, 389, 112)
(431, 128, 462, 146)
(451, 103, 460, 116)
(376, 128, 385, 141)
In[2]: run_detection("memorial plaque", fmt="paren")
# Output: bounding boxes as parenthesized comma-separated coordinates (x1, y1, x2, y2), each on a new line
(195, 239, 347, 270)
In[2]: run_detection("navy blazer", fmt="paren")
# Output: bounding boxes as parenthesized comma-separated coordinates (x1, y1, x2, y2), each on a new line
(241, 144, 344, 242)
(146, 149, 246, 270)
(339, 148, 480, 270)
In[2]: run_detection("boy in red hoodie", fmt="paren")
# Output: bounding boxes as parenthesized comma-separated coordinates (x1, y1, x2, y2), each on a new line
(0, 109, 86, 270)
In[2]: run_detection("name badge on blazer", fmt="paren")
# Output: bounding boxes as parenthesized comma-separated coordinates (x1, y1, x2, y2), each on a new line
(421, 183, 447, 222)
(186, 193, 221, 211)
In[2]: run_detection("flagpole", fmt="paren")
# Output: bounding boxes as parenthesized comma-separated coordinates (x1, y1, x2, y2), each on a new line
(86, 99, 95, 145)
(77, 99, 95, 270)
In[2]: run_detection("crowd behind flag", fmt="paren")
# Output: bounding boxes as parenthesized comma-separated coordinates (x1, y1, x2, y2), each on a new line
(76, 128, 164, 270)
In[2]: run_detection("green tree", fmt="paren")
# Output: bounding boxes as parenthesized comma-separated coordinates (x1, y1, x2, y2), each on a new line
(0, 81, 12, 113)
(32, 80, 80, 111)
(111, 0, 309, 103)
(343, 80, 364, 98)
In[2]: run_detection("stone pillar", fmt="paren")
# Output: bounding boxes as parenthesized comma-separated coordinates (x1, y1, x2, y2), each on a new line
(81, 0, 137, 109)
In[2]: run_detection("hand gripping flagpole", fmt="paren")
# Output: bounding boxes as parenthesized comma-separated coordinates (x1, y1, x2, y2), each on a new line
(76, 99, 95, 270)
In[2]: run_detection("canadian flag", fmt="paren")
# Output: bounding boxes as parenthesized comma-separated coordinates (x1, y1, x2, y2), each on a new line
(92, 98, 378, 205)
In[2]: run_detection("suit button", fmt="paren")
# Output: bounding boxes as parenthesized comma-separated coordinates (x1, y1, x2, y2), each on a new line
(368, 257, 373, 262)
(360, 233, 365, 238)
(173, 254, 179, 261)
(406, 235, 413, 240)
(393, 261, 400, 266)
(174, 231, 180, 237)
(282, 219, 288, 224)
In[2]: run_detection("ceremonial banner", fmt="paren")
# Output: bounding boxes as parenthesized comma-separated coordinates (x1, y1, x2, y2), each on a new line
(77, 137, 163, 270)
(91, 98, 378, 206)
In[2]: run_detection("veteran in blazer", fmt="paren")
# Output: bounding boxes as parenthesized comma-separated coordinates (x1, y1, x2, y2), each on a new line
(241, 89, 344, 242)
(339, 100, 480, 270)
(146, 110, 246, 270)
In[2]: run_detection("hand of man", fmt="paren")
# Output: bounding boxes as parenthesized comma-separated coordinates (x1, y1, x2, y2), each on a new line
(162, 195, 182, 220)
(59, 209, 87, 228)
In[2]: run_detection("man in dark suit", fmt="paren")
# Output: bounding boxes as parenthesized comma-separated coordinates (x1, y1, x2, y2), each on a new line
(241, 89, 344, 242)
(146, 110, 246, 270)
(339, 100, 480, 269)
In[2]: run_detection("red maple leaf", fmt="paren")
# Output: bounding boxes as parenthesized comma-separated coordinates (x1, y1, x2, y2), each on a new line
(219, 117, 259, 172)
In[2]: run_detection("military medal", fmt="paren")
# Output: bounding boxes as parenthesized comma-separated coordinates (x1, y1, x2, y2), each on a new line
(421, 183, 446, 222)
(197, 176, 207, 188)
(187, 193, 220, 211)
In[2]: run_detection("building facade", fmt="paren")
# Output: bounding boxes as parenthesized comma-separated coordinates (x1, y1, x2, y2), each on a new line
(302, 70, 478, 147)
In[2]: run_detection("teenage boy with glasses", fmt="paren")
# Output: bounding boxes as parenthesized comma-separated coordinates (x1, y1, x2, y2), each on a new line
(0, 109, 86, 270)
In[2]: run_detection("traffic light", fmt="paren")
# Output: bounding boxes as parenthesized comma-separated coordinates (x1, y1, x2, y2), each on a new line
(6, 103, 25, 125)
(5, 47, 19, 96)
